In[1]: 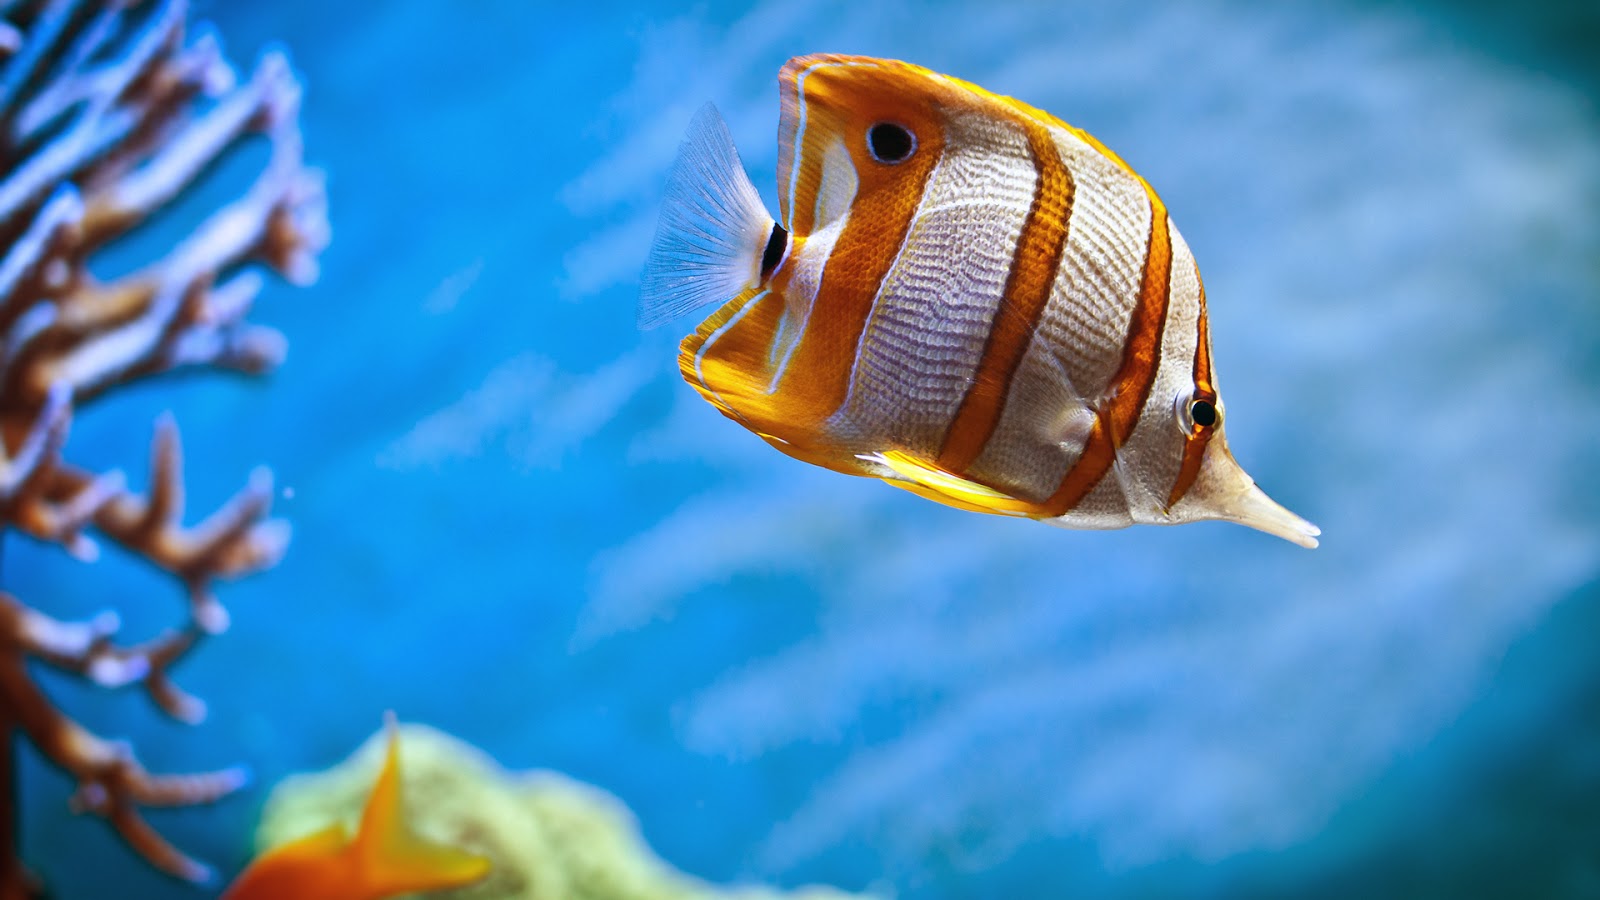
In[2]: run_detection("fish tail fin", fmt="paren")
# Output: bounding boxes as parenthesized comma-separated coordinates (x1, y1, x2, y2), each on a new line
(639, 103, 777, 330)
(352, 714, 492, 896)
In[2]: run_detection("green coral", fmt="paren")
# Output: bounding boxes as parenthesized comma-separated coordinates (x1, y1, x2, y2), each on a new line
(255, 724, 880, 900)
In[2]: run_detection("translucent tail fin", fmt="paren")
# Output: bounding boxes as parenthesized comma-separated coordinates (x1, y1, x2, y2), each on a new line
(638, 103, 775, 329)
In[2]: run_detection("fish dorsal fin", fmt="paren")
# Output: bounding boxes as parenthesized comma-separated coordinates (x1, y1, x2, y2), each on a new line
(351, 714, 492, 895)
(860, 450, 1037, 517)
(276, 822, 349, 857)
(639, 103, 777, 329)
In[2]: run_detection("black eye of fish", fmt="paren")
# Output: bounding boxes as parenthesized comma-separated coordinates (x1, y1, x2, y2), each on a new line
(1189, 398, 1219, 429)
(868, 122, 915, 163)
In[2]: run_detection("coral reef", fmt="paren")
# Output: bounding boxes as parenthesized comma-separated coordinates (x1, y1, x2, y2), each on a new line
(0, 0, 325, 893)
(257, 723, 879, 900)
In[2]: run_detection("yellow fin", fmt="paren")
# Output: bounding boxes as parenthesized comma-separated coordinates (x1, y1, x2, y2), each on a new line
(353, 713, 492, 895)
(861, 450, 1036, 516)
(270, 822, 349, 858)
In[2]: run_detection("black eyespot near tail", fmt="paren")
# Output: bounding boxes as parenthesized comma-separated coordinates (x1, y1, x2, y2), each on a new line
(760, 222, 789, 279)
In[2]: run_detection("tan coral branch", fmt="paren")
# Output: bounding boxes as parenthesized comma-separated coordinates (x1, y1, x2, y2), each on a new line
(0, 646, 244, 885)
(0, 591, 200, 719)
(0, 0, 324, 889)
(23, 50, 322, 406)
(47, 416, 289, 633)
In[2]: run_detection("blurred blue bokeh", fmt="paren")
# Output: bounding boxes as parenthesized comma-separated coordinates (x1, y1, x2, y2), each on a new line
(8, 1, 1600, 897)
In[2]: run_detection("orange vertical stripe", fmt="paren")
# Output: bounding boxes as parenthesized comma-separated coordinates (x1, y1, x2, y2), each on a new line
(1041, 193, 1173, 517)
(937, 119, 1075, 473)
(778, 155, 938, 421)
(1166, 259, 1216, 509)
(776, 56, 818, 235)
(769, 63, 946, 424)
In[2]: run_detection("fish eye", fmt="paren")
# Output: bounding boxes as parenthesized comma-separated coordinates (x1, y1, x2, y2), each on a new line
(1176, 392, 1221, 433)
(867, 122, 916, 163)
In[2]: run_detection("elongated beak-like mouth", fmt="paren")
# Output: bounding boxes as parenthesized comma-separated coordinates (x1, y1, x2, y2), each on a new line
(1177, 435, 1320, 548)
(1215, 479, 1321, 548)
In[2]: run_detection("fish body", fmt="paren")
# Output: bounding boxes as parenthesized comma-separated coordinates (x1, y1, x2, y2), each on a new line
(222, 716, 490, 900)
(642, 54, 1318, 547)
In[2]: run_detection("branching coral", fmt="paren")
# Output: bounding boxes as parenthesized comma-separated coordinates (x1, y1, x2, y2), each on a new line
(0, 0, 325, 892)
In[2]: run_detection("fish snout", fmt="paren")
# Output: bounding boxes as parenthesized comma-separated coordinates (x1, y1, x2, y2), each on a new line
(1171, 436, 1320, 548)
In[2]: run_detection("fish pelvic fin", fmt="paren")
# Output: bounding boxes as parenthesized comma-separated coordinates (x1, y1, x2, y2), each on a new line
(639, 103, 779, 329)
(351, 714, 492, 897)
(861, 450, 1037, 517)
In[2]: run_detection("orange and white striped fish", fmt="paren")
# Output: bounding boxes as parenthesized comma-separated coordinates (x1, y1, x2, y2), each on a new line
(640, 54, 1319, 548)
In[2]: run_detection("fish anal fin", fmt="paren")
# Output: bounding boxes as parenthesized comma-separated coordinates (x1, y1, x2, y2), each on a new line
(861, 450, 1037, 517)
(678, 286, 832, 444)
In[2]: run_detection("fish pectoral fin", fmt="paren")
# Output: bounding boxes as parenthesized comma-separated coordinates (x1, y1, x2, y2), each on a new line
(353, 714, 492, 894)
(859, 451, 1036, 517)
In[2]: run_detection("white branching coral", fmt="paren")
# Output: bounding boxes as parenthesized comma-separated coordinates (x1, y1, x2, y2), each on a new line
(0, 0, 325, 892)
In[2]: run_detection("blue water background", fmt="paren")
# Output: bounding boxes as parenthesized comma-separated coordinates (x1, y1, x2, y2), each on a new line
(8, 1, 1600, 897)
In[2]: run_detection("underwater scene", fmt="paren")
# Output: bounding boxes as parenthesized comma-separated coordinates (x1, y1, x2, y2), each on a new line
(3, 0, 1598, 897)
